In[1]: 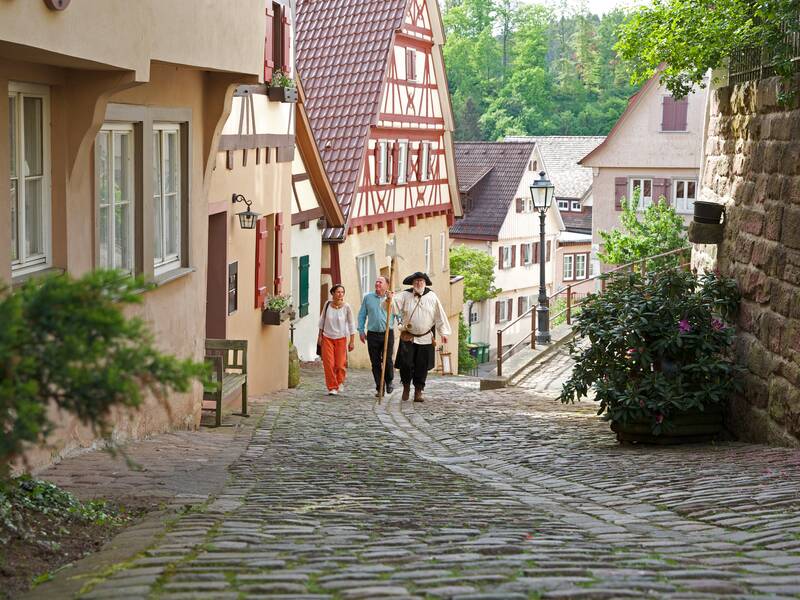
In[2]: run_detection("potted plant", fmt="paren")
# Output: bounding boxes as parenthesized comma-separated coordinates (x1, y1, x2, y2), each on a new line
(262, 294, 293, 325)
(559, 269, 742, 444)
(268, 71, 297, 103)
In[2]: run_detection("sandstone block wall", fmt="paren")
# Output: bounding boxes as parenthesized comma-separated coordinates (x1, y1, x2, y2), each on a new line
(699, 76, 800, 446)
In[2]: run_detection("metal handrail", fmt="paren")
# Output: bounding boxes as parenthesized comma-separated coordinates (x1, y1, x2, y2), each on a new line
(494, 246, 691, 377)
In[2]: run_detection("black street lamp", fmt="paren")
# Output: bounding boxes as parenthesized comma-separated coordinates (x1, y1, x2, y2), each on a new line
(530, 171, 555, 344)
(231, 193, 260, 230)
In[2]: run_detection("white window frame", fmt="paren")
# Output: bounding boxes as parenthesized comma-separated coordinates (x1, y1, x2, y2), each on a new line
(95, 122, 135, 273)
(440, 232, 447, 271)
(522, 242, 533, 265)
(378, 140, 390, 185)
(673, 179, 697, 214)
(630, 178, 653, 210)
(424, 235, 431, 273)
(397, 140, 409, 184)
(9, 82, 51, 277)
(575, 253, 587, 280)
(570, 200, 581, 212)
(557, 199, 569, 211)
(153, 123, 182, 275)
(420, 142, 431, 181)
(469, 305, 480, 324)
(357, 252, 376, 297)
(498, 298, 509, 322)
(563, 254, 574, 281)
(501, 245, 512, 269)
(520, 295, 530, 315)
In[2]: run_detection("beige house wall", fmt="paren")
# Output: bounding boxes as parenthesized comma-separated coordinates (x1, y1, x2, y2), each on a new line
(1, 2, 263, 472)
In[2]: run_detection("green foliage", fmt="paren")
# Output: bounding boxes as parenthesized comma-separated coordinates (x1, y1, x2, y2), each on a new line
(457, 314, 477, 374)
(449, 244, 501, 302)
(270, 71, 295, 89)
(444, 0, 637, 139)
(598, 190, 688, 267)
(264, 293, 291, 311)
(559, 269, 743, 433)
(0, 270, 209, 481)
(615, 0, 799, 99)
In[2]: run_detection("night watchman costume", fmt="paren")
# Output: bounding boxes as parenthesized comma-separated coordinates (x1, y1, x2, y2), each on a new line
(393, 272, 451, 402)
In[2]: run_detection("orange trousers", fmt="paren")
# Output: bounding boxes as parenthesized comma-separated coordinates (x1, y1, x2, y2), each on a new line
(321, 335, 348, 391)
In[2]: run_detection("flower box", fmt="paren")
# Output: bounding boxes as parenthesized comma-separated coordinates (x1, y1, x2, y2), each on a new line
(268, 86, 297, 103)
(611, 406, 725, 445)
(262, 306, 291, 326)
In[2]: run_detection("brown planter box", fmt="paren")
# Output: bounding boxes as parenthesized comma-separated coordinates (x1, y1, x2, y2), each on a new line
(262, 306, 291, 326)
(611, 406, 725, 445)
(268, 86, 298, 103)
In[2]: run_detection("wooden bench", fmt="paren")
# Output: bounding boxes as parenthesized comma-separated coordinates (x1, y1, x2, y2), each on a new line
(203, 339, 248, 427)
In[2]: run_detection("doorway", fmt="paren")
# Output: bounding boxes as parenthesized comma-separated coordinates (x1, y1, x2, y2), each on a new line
(206, 212, 227, 339)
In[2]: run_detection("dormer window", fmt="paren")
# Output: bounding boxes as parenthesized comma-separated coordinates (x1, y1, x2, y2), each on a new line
(570, 200, 581, 212)
(557, 199, 569, 211)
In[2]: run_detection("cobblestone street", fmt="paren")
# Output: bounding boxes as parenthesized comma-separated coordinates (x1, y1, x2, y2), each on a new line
(35, 357, 800, 599)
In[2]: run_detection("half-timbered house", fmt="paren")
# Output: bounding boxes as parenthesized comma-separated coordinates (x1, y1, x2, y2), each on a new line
(296, 0, 464, 371)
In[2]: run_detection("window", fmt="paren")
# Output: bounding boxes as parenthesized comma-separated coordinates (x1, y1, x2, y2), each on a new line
(575, 254, 587, 279)
(377, 140, 390, 185)
(563, 254, 574, 281)
(498, 299, 509, 322)
(519, 295, 531, 315)
(570, 201, 581, 212)
(501, 246, 511, 269)
(630, 178, 653, 210)
(227, 262, 238, 315)
(153, 124, 181, 273)
(440, 232, 447, 271)
(357, 253, 376, 297)
(420, 142, 430, 181)
(524, 196, 534, 212)
(9, 82, 50, 275)
(424, 236, 431, 273)
(95, 124, 135, 272)
(557, 199, 569, 211)
(469, 305, 480, 324)
(405, 48, 417, 81)
(397, 140, 408, 184)
(529, 159, 537, 171)
(521, 242, 533, 265)
(662, 95, 688, 132)
(674, 179, 697, 214)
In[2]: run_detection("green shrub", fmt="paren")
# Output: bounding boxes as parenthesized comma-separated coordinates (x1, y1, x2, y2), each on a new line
(0, 270, 209, 482)
(559, 269, 742, 434)
(457, 314, 477, 375)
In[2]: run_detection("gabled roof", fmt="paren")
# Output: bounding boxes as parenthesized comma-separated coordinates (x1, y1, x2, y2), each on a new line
(506, 135, 604, 200)
(450, 141, 536, 240)
(561, 208, 592, 234)
(296, 0, 408, 242)
(578, 72, 660, 166)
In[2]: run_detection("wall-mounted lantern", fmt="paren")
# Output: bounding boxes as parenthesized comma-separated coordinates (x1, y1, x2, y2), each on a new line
(231, 193, 260, 230)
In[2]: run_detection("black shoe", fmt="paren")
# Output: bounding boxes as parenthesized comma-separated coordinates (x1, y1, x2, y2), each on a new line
(385, 383, 394, 394)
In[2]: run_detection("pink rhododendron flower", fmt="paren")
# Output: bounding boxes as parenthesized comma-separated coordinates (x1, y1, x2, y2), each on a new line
(656, 413, 664, 424)
(679, 319, 691, 333)
(711, 318, 725, 331)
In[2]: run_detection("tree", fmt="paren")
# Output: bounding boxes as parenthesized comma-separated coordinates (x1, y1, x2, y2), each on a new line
(615, 0, 799, 99)
(0, 271, 209, 482)
(449, 244, 501, 302)
(598, 190, 689, 268)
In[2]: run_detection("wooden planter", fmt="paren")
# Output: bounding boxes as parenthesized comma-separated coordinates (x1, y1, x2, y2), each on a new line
(262, 306, 291, 326)
(611, 406, 725, 445)
(268, 86, 298, 103)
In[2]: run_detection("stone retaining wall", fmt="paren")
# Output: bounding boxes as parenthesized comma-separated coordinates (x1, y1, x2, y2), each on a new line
(698, 75, 800, 446)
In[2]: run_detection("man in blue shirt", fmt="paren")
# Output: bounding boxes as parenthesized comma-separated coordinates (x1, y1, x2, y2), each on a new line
(358, 276, 396, 396)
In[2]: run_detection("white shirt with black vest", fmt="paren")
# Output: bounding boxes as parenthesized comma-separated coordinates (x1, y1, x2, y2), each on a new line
(392, 289, 451, 345)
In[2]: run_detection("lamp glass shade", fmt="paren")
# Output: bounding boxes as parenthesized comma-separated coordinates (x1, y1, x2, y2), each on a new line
(237, 209, 260, 230)
(530, 171, 555, 211)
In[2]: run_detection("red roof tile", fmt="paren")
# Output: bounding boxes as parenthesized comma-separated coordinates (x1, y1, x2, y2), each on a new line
(296, 0, 408, 241)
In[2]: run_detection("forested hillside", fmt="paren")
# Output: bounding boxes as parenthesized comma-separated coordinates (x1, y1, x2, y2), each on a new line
(443, 0, 638, 140)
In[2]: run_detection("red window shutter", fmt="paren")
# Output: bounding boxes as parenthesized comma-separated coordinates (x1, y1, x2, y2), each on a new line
(518, 296, 524, 314)
(661, 96, 673, 131)
(615, 177, 628, 211)
(255, 217, 268, 308)
(264, 6, 275, 82)
(281, 5, 291, 75)
(495, 301, 501, 324)
(533, 242, 540, 264)
(546, 240, 551, 262)
(414, 143, 422, 180)
(515, 198, 523, 213)
(654, 178, 671, 205)
(373, 143, 381, 184)
(675, 98, 688, 131)
(391, 142, 399, 185)
(406, 48, 416, 81)
(511, 245, 516, 267)
(274, 212, 284, 295)
(498, 246, 504, 270)
(507, 298, 513, 319)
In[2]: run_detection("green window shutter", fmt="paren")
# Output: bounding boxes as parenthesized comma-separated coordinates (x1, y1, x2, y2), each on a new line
(299, 255, 310, 317)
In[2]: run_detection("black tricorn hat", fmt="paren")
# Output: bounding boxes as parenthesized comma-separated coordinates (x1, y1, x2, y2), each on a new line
(403, 271, 432, 286)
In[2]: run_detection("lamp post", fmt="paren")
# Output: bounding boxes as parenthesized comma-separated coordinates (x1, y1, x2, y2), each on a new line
(530, 171, 555, 344)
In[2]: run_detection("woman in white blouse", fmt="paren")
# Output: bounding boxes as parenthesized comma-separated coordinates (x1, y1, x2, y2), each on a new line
(317, 284, 357, 395)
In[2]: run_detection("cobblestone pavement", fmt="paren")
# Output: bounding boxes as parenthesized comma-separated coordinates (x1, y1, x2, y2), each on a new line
(47, 359, 800, 599)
